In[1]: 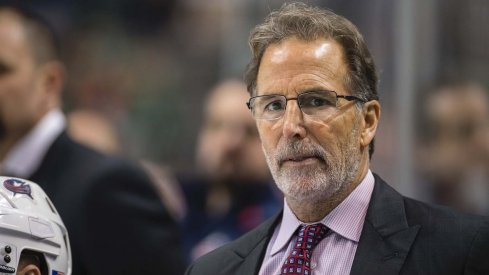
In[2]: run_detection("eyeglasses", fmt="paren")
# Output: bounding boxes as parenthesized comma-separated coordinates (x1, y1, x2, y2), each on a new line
(246, 90, 366, 120)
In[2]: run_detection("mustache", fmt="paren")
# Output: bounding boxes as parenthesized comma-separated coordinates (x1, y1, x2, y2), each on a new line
(275, 140, 327, 164)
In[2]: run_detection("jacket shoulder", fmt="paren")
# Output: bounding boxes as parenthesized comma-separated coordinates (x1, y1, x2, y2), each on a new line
(402, 196, 489, 274)
(372, 173, 487, 233)
(372, 174, 489, 274)
(402, 193, 488, 234)
(363, 174, 489, 274)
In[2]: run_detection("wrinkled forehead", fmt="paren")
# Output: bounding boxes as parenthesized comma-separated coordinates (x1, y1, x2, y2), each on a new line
(256, 37, 348, 95)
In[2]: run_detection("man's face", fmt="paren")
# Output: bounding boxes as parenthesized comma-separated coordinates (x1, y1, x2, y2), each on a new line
(422, 87, 489, 178)
(0, 11, 45, 142)
(197, 82, 270, 182)
(255, 37, 364, 203)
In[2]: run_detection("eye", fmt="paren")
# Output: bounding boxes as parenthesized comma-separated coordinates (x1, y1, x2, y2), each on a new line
(265, 100, 284, 111)
(301, 94, 335, 108)
(310, 97, 328, 107)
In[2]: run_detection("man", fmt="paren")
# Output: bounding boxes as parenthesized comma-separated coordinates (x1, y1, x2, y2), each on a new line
(195, 80, 271, 185)
(417, 83, 489, 214)
(0, 3, 184, 274)
(185, 3, 489, 275)
(0, 177, 71, 275)
(181, 80, 280, 261)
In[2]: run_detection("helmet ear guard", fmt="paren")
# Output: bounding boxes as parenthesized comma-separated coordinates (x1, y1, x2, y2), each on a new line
(0, 177, 71, 275)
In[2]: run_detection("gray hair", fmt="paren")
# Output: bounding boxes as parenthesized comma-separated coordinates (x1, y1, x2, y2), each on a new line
(244, 2, 379, 157)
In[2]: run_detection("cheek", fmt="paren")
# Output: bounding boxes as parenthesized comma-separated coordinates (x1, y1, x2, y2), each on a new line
(256, 121, 280, 152)
(1, 77, 32, 108)
(0, 73, 38, 121)
(309, 117, 352, 153)
(249, 140, 267, 161)
(311, 123, 336, 151)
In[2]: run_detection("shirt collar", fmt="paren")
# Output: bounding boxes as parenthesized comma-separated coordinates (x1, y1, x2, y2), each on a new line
(270, 170, 375, 255)
(1, 109, 65, 178)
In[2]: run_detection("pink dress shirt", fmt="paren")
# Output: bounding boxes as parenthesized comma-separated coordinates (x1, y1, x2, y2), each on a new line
(259, 170, 375, 275)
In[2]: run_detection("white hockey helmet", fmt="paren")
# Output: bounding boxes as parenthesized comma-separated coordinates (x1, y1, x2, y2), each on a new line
(0, 177, 71, 275)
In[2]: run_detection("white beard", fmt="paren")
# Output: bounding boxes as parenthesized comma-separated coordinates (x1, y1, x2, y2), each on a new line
(263, 124, 362, 203)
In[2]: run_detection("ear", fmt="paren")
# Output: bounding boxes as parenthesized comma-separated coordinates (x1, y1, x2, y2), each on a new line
(360, 100, 381, 148)
(38, 61, 66, 108)
(17, 264, 41, 275)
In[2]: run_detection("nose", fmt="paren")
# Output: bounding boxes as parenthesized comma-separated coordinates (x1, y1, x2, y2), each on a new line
(282, 100, 307, 139)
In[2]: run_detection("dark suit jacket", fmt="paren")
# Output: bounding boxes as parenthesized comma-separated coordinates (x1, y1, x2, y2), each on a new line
(185, 174, 489, 275)
(29, 132, 184, 275)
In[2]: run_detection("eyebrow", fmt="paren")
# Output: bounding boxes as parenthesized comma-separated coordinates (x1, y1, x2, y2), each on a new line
(300, 87, 335, 93)
(256, 87, 335, 96)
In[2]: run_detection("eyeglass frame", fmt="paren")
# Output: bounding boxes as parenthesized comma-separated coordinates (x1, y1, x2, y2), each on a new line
(246, 90, 367, 120)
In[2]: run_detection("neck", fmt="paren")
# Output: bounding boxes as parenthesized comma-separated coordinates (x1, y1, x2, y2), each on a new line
(287, 156, 370, 223)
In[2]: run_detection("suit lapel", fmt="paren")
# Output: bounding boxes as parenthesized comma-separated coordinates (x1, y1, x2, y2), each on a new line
(29, 131, 70, 193)
(350, 174, 420, 275)
(234, 236, 271, 275)
(227, 211, 282, 275)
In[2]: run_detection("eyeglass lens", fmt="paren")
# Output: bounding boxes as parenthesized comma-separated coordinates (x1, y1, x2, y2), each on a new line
(251, 91, 338, 120)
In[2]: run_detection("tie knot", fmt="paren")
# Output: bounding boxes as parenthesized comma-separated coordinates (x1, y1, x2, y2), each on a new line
(296, 223, 328, 251)
(280, 224, 329, 274)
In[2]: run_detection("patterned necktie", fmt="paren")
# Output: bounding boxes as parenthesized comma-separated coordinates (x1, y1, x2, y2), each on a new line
(280, 223, 328, 275)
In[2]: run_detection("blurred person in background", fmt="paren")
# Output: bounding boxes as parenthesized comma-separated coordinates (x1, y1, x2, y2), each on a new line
(0, 177, 71, 275)
(186, 3, 489, 275)
(180, 79, 280, 262)
(66, 109, 122, 155)
(67, 108, 187, 222)
(417, 83, 489, 214)
(0, 3, 184, 274)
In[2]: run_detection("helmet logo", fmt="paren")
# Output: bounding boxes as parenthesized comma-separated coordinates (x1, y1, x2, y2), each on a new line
(3, 179, 33, 199)
(0, 264, 15, 273)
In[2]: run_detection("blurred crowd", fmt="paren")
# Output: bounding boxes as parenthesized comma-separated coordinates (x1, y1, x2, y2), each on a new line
(1, 0, 489, 274)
